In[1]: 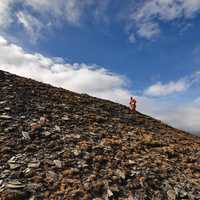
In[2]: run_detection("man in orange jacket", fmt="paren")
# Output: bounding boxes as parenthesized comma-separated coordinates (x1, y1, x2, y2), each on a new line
(129, 97, 137, 113)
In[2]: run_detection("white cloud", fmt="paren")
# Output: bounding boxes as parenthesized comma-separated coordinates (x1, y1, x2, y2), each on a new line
(0, 0, 12, 28)
(0, 36, 132, 104)
(183, 0, 200, 17)
(0, 0, 111, 39)
(0, 1, 200, 42)
(144, 79, 188, 96)
(137, 22, 160, 40)
(129, 0, 200, 40)
(24, 0, 94, 26)
(23, 0, 54, 10)
(16, 11, 43, 42)
(23, 0, 110, 25)
(145, 72, 200, 97)
(64, 0, 94, 25)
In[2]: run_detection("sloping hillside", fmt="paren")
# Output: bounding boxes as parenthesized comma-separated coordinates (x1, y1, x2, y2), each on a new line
(0, 70, 200, 200)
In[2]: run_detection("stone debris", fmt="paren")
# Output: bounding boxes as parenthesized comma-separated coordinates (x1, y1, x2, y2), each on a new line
(0, 70, 200, 199)
(53, 160, 62, 168)
(107, 188, 113, 197)
(4, 107, 11, 111)
(62, 116, 70, 121)
(0, 101, 7, 105)
(8, 155, 23, 170)
(167, 190, 176, 200)
(43, 131, 51, 137)
(0, 114, 12, 120)
(54, 125, 61, 132)
(22, 131, 31, 140)
(28, 160, 40, 168)
(6, 181, 26, 189)
(8, 163, 21, 170)
(0, 184, 5, 192)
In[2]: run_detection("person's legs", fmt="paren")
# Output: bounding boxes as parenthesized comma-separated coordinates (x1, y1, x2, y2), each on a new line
(132, 105, 136, 113)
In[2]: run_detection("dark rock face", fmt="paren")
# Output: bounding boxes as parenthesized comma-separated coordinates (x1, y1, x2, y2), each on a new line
(0, 70, 200, 200)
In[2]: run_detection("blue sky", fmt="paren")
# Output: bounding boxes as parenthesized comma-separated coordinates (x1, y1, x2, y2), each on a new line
(0, 0, 200, 133)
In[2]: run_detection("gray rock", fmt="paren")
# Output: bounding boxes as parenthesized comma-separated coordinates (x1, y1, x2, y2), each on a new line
(167, 190, 176, 200)
(22, 131, 31, 140)
(6, 181, 26, 189)
(53, 160, 62, 168)
(0, 114, 12, 119)
(62, 116, 69, 121)
(28, 160, 40, 168)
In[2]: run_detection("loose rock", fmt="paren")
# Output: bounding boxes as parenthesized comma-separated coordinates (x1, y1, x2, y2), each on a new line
(0, 70, 200, 200)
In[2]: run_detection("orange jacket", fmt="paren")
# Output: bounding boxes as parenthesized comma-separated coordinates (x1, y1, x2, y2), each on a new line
(130, 98, 136, 106)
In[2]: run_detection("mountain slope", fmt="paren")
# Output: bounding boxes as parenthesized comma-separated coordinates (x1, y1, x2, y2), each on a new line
(0, 70, 200, 200)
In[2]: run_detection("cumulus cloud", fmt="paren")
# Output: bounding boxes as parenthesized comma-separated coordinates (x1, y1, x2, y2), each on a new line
(144, 73, 200, 97)
(0, 36, 132, 104)
(129, 0, 200, 40)
(144, 79, 188, 96)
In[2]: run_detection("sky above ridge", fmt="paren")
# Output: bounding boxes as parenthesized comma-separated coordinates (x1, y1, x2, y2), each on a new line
(0, 0, 200, 134)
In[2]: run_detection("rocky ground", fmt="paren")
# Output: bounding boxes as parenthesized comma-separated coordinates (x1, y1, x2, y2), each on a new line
(0, 70, 200, 200)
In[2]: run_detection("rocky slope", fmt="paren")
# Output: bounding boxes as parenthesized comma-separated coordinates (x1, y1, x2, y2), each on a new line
(0, 70, 200, 200)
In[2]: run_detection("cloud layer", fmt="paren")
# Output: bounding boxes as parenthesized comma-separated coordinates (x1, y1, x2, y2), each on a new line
(144, 73, 200, 97)
(0, 36, 200, 134)
(0, 36, 132, 104)
(0, 0, 12, 28)
(129, 0, 200, 40)
(0, 0, 111, 41)
(1, 0, 200, 42)
(145, 80, 188, 96)
(153, 97, 200, 134)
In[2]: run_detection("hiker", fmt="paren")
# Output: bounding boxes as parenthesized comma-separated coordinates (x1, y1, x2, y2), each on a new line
(129, 97, 137, 113)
